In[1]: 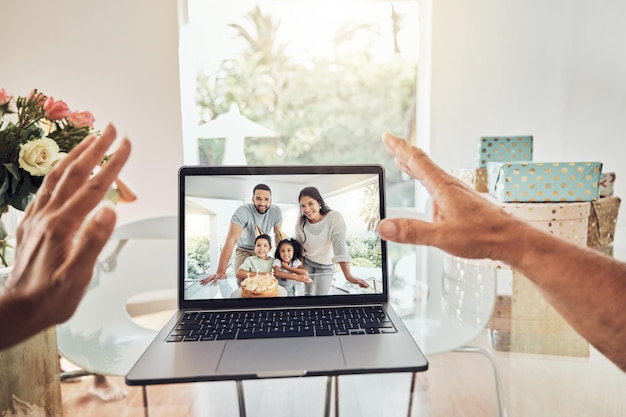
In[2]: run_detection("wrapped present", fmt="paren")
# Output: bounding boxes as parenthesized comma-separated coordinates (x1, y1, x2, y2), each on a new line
(508, 270, 589, 357)
(487, 270, 590, 357)
(599, 172, 616, 197)
(487, 161, 602, 202)
(497, 198, 591, 245)
(587, 196, 621, 247)
(593, 244, 614, 257)
(469, 196, 590, 270)
(451, 167, 488, 192)
(476, 135, 533, 168)
(487, 295, 512, 333)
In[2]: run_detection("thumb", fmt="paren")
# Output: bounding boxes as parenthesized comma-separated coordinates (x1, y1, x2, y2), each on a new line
(378, 218, 436, 246)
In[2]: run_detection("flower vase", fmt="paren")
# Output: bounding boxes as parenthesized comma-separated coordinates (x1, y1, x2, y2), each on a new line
(0, 88, 96, 415)
(0, 258, 62, 415)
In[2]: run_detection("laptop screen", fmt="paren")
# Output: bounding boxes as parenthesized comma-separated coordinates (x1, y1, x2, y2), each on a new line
(178, 165, 387, 309)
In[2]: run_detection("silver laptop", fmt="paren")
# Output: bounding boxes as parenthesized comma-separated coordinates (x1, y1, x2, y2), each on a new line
(126, 164, 428, 385)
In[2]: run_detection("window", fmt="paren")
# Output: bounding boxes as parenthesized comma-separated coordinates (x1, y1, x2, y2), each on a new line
(179, 0, 420, 207)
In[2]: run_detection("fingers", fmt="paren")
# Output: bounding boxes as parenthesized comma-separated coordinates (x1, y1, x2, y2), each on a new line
(85, 137, 131, 200)
(48, 125, 118, 208)
(26, 134, 98, 216)
(42, 134, 97, 190)
(18, 126, 127, 249)
(378, 217, 437, 246)
(63, 128, 131, 221)
(62, 204, 118, 309)
(31, 124, 129, 225)
(381, 132, 450, 195)
(200, 274, 224, 285)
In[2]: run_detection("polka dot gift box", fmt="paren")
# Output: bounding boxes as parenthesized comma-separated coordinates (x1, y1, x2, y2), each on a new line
(487, 161, 602, 203)
(450, 167, 488, 192)
(476, 135, 533, 168)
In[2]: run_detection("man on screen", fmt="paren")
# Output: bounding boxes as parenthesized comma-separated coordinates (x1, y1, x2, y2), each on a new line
(200, 184, 283, 285)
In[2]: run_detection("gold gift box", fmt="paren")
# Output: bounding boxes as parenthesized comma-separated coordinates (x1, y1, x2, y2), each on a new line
(587, 196, 621, 247)
(593, 244, 614, 257)
(511, 270, 589, 357)
(487, 295, 512, 334)
(450, 167, 488, 192)
(483, 269, 590, 357)
(472, 196, 591, 270)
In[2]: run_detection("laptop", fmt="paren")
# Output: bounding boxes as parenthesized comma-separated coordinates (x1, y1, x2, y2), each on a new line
(126, 164, 428, 385)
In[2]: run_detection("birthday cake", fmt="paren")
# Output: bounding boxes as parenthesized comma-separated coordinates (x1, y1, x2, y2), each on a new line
(241, 272, 279, 298)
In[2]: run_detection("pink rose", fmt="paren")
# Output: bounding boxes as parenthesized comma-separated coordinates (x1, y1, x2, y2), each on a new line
(68, 111, 95, 128)
(43, 96, 70, 120)
(0, 88, 12, 106)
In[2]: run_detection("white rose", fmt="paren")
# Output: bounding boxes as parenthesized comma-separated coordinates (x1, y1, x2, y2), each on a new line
(18, 137, 63, 176)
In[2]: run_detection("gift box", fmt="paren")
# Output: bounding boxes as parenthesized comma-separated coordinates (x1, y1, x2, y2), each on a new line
(490, 270, 590, 357)
(469, 196, 591, 270)
(599, 172, 616, 197)
(476, 135, 533, 168)
(476, 266, 590, 356)
(587, 196, 621, 247)
(487, 295, 512, 334)
(496, 197, 591, 245)
(451, 167, 488, 192)
(487, 161, 602, 203)
(593, 244, 614, 257)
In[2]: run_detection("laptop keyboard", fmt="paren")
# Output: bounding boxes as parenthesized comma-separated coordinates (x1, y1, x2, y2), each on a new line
(166, 306, 397, 342)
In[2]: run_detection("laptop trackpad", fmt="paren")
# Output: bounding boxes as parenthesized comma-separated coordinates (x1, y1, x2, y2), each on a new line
(217, 338, 345, 377)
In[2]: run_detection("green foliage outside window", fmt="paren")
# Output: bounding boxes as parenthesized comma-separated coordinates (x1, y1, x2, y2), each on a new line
(195, 5, 417, 184)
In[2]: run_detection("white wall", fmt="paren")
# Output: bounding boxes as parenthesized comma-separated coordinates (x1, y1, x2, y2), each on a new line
(3, 0, 183, 225)
(426, 0, 626, 242)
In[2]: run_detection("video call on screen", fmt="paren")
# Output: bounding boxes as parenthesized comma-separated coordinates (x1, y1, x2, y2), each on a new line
(182, 171, 384, 301)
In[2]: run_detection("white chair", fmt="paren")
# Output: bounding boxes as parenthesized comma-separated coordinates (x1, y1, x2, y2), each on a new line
(321, 243, 505, 417)
(57, 216, 179, 414)
(399, 245, 506, 417)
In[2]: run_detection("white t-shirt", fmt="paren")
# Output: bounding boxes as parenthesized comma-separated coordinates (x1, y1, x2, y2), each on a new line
(231, 203, 282, 251)
(273, 258, 303, 271)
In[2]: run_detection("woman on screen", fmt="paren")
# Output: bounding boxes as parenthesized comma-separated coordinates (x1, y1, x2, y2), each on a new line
(295, 186, 370, 295)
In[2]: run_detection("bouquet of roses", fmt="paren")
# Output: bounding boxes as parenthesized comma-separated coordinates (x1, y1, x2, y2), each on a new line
(0, 88, 96, 265)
